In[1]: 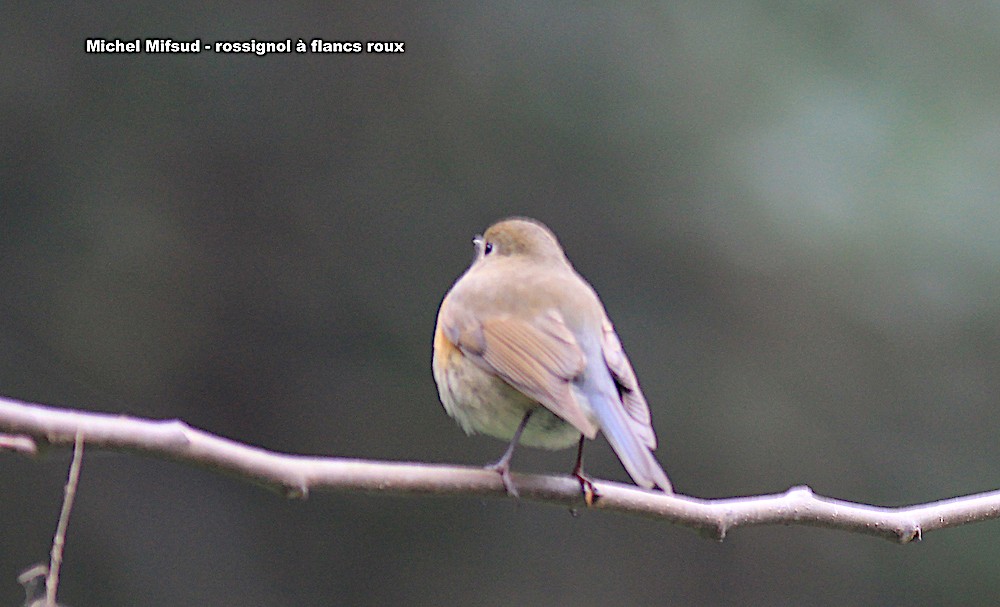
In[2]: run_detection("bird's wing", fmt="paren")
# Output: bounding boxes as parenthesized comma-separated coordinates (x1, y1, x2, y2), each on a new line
(443, 307, 598, 438)
(600, 317, 657, 449)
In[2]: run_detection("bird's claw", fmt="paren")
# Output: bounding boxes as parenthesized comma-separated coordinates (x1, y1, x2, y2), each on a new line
(487, 461, 520, 498)
(574, 471, 599, 507)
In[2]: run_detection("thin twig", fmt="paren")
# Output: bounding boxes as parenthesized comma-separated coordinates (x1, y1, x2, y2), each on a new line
(0, 433, 38, 455)
(1, 394, 999, 543)
(17, 564, 48, 607)
(46, 431, 83, 607)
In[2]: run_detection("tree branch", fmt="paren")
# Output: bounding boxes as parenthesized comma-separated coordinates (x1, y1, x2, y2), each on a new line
(1, 395, 998, 543)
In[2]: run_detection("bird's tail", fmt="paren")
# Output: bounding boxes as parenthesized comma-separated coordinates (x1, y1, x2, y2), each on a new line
(586, 384, 672, 493)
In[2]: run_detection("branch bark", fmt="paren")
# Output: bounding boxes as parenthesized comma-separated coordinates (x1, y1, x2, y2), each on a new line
(1, 395, 998, 543)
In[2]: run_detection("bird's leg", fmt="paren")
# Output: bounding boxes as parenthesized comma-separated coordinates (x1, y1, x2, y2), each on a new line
(572, 435, 599, 506)
(487, 409, 534, 498)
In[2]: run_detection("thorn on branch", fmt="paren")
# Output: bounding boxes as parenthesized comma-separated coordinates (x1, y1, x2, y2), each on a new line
(701, 523, 726, 542)
(286, 484, 309, 499)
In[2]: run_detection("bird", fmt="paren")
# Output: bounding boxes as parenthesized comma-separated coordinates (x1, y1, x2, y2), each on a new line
(432, 217, 672, 498)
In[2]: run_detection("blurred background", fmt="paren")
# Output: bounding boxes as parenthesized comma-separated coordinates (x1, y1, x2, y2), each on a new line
(2, 2, 1000, 605)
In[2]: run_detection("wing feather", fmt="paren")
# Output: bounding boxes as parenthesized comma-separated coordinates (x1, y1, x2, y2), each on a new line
(601, 318, 657, 449)
(450, 309, 598, 438)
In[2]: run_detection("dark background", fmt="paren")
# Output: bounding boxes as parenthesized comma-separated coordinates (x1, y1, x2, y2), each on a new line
(3, 3, 1000, 605)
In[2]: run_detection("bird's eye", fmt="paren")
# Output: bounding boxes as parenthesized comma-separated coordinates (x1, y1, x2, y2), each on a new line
(483, 241, 494, 255)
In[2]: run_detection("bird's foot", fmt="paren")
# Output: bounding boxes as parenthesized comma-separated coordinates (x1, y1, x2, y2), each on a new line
(574, 470, 599, 507)
(486, 460, 519, 498)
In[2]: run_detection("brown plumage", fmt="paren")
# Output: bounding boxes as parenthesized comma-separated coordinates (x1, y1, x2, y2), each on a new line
(433, 217, 672, 495)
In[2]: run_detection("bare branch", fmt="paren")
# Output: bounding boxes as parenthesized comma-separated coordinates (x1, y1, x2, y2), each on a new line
(46, 432, 83, 607)
(1, 395, 998, 543)
(0, 433, 38, 456)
